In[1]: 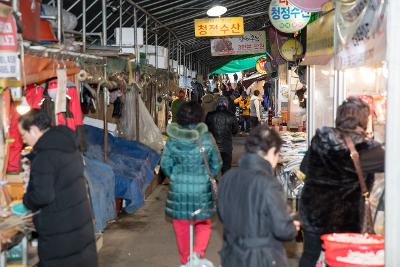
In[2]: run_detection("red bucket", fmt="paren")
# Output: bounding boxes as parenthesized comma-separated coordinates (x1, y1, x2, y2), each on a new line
(321, 233, 384, 253)
(325, 246, 384, 267)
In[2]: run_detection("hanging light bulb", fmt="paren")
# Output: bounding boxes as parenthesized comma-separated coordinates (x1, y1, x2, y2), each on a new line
(207, 5, 227, 17)
(16, 97, 31, 115)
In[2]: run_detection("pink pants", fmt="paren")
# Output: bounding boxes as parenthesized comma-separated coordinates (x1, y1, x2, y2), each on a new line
(172, 219, 212, 264)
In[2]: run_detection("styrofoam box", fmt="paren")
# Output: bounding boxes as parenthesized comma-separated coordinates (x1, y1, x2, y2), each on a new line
(140, 45, 168, 57)
(178, 65, 190, 75)
(148, 55, 168, 69)
(178, 65, 185, 75)
(118, 47, 135, 54)
(114, 27, 144, 46)
(170, 60, 178, 68)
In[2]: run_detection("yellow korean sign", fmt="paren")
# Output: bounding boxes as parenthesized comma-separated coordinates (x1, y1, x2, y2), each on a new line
(194, 17, 244, 37)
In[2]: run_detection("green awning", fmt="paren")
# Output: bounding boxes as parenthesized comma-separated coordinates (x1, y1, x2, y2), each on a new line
(210, 54, 265, 75)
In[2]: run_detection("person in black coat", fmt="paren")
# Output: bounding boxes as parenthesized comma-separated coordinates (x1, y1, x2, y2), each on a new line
(206, 97, 239, 174)
(217, 125, 299, 267)
(18, 110, 98, 267)
(221, 89, 237, 114)
(299, 98, 385, 267)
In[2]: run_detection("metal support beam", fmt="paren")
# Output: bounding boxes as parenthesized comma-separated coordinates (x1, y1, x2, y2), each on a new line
(119, 0, 123, 52)
(168, 32, 171, 72)
(155, 27, 158, 69)
(57, 0, 63, 45)
(82, 0, 86, 52)
(134, 7, 139, 67)
(386, 0, 400, 265)
(306, 66, 314, 145)
(145, 15, 148, 64)
(77, 0, 97, 20)
(183, 47, 187, 77)
(67, 0, 81, 12)
(12, 0, 18, 12)
(179, 43, 182, 75)
(126, 0, 178, 40)
(106, 7, 136, 42)
(101, 0, 107, 45)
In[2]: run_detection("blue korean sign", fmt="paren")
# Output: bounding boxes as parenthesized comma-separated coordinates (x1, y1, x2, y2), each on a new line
(269, 0, 311, 33)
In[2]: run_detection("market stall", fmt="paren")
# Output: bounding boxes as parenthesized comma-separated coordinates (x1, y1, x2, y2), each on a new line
(299, 1, 387, 266)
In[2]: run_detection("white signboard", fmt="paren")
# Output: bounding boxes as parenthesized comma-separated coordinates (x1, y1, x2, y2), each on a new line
(269, 0, 311, 33)
(0, 53, 19, 79)
(211, 31, 266, 56)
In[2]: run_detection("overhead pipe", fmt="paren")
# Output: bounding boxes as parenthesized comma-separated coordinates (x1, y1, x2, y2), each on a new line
(178, 42, 182, 76)
(155, 28, 158, 69)
(77, 0, 97, 20)
(67, 0, 81, 12)
(145, 15, 148, 64)
(82, 0, 86, 52)
(134, 6, 139, 67)
(171, 37, 175, 72)
(40, 15, 57, 20)
(106, 8, 135, 43)
(183, 47, 186, 78)
(101, 0, 107, 46)
(57, 0, 63, 46)
(119, 0, 123, 52)
(126, 0, 179, 40)
(167, 32, 171, 73)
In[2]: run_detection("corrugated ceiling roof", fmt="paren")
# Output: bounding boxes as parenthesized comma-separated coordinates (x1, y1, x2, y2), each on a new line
(43, 0, 272, 70)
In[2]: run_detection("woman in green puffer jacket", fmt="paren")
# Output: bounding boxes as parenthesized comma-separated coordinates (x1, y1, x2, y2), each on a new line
(161, 101, 222, 266)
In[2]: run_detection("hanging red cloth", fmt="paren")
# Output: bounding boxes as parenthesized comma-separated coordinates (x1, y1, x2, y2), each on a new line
(25, 79, 83, 130)
(6, 105, 23, 173)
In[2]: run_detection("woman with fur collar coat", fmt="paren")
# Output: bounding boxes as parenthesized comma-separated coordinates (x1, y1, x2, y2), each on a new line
(299, 98, 385, 267)
(161, 102, 222, 266)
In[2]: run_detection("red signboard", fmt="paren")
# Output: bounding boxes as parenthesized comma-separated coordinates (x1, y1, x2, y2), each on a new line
(0, 4, 17, 52)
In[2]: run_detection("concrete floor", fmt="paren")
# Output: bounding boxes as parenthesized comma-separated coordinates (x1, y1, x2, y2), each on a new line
(98, 135, 303, 267)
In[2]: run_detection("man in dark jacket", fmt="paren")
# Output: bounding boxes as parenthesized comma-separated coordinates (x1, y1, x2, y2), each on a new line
(206, 97, 239, 174)
(217, 125, 299, 267)
(18, 110, 98, 267)
(221, 89, 237, 114)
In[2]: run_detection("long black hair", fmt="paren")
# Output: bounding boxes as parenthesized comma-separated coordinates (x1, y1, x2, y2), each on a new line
(176, 101, 203, 127)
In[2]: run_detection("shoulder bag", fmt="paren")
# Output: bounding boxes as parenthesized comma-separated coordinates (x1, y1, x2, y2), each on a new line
(197, 139, 218, 205)
(344, 136, 375, 234)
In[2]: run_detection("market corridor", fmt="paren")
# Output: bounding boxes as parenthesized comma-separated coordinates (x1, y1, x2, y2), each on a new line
(98, 137, 302, 267)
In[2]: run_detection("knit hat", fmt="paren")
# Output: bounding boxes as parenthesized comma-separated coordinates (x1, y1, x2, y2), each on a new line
(217, 96, 229, 108)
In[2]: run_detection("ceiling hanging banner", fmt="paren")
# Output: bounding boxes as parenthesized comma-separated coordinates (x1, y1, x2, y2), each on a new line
(288, 0, 331, 12)
(194, 17, 244, 37)
(211, 31, 267, 56)
(268, 0, 311, 33)
(301, 11, 334, 66)
(335, 0, 386, 69)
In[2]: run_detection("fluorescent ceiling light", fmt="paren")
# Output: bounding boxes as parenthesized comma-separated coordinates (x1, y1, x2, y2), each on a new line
(207, 5, 227, 17)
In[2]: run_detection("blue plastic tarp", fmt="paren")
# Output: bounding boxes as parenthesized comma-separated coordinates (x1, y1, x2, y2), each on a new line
(84, 157, 116, 233)
(84, 125, 160, 213)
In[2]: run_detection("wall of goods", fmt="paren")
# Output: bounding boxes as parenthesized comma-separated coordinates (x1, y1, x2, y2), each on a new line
(0, 1, 192, 263)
